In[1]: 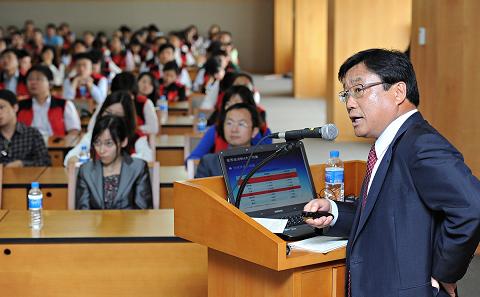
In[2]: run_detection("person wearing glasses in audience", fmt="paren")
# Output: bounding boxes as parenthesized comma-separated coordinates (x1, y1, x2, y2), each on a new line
(76, 115, 152, 209)
(0, 89, 51, 167)
(195, 103, 260, 178)
(188, 85, 271, 162)
(18, 65, 81, 137)
(63, 90, 153, 166)
(303, 49, 480, 297)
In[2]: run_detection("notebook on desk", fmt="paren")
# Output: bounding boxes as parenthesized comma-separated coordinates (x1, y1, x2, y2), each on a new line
(218, 142, 318, 241)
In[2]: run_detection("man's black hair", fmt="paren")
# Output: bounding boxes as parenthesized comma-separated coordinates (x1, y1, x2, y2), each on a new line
(158, 43, 175, 54)
(338, 48, 419, 106)
(163, 61, 180, 75)
(27, 65, 54, 82)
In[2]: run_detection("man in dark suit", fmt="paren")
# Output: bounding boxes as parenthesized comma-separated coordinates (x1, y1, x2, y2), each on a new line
(304, 49, 480, 297)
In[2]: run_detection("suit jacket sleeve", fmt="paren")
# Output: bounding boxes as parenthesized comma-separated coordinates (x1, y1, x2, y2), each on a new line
(411, 132, 480, 282)
(133, 161, 153, 209)
(75, 165, 92, 209)
(324, 201, 357, 237)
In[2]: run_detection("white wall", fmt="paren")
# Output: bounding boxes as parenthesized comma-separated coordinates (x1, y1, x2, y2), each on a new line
(0, 0, 274, 73)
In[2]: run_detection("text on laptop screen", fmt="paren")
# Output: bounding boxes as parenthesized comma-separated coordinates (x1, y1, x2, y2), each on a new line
(222, 145, 316, 213)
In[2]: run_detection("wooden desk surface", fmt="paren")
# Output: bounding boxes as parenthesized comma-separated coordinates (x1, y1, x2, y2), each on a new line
(37, 166, 68, 185)
(155, 134, 185, 149)
(169, 100, 189, 111)
(0, 210, 8, 221)
(47, 134, 81, 149)
(160, 166, 188, 186)
(162, 115, 194, 127)
(0, 209, 175, 242)
(3, 167, 46, 186)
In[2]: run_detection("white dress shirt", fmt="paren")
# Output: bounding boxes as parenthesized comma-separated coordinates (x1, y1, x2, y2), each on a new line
(31, 96, 81, 136)
(329, 109, 418, 225)
(62, 76, 108, 105)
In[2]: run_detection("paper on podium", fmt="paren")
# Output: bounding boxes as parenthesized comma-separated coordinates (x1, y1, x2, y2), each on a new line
(288, 236, 348, 254)
(252, 218, 288, 234)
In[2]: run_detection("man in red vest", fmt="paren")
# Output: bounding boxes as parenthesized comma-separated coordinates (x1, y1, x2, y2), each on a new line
(18, 65, 80, 137)
(63, 52, 108, 104)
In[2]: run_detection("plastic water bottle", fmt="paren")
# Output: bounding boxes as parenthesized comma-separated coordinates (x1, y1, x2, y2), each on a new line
(197, 112, 207, 134)
(78, 144, 90, 165)
(28, 182, 43, 230)
(157, 95, 168, 124)
(325, 150, 344, 201)
(79, 85, 87, 98)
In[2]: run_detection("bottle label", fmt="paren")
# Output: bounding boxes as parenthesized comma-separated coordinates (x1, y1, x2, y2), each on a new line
(28, 194, 43, 210)
(325, 168, 344, 183)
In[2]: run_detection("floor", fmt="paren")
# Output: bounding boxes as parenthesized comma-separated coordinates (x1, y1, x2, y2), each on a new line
(254, 74, 479, 296)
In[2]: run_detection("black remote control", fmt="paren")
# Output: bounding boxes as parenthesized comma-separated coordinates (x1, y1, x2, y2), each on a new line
(301, 211, 334, 220)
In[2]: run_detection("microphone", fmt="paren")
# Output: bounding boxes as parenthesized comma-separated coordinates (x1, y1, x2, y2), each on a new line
(268, 124, 338, 141)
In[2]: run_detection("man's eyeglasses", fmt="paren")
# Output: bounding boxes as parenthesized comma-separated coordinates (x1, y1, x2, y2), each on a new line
(338, 82, 386, 103)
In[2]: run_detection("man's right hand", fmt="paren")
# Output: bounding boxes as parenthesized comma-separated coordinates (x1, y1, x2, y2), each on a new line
(303, 198, 333, 228)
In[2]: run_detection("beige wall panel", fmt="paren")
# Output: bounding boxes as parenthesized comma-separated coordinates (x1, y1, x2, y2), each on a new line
(294, 0, 328, 98)
(327, 0, 411, 141)
(274, 0, 294, 74)
(411, 0, 480, 175)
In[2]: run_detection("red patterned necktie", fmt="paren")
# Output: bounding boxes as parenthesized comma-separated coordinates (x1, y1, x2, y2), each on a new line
(362, 144, 377, 209)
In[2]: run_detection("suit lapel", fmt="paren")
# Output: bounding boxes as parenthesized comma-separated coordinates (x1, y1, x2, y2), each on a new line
(351, 112, 424, 246)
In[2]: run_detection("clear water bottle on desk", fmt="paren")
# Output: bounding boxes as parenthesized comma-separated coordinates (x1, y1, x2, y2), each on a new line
(197, 112, 207, 134)
(325, 150, 344, 201)
(77, 144, 90, 166)
(157, 95, 168, 124)
(79, 85, 88, 98)
(28, 182, 43, 230)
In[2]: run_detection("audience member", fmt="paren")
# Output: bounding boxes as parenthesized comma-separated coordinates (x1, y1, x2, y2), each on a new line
(195, 103, 260, 178)
(63, 52, 108, 104)
(158, 61, 186, 102)
(76, 115, 153, 209)
(64, 90, 153, 166)
(0, 49, 29, 98)
(0, 89, 51, 167)
(18, 65, 80, 137)
(188, 85, 271, 161)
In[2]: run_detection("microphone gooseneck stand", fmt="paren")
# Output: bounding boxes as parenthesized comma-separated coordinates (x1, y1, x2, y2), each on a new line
(234, 140, 301, 208)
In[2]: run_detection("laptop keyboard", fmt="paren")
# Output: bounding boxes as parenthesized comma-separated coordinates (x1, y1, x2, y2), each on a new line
(281, 214, 305, 228)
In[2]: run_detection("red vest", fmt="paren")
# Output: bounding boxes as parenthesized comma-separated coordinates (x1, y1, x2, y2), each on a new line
(17, 97, 67, 136)
(135, 95, 149, 128)
(0, 72, 29, 99)
(73, 73, 105, 99)
(111, 51, 127, 70)
(158, 81, 186, 102)
(214, 131, 229, 153)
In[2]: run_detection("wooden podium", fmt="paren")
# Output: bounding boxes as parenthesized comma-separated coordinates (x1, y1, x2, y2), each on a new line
(174, 161, 365, 297)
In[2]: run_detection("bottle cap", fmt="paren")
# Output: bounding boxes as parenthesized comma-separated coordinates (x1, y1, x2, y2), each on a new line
(81, 144, 87, 150)
(31, 182, 40, 188)
(330, 150, 339, 158)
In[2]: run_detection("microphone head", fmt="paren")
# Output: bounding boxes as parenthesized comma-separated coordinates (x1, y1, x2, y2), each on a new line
(321, 124, 338, 140)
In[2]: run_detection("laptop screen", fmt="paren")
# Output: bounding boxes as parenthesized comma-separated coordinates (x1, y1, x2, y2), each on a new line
(219, 142, 317, 216)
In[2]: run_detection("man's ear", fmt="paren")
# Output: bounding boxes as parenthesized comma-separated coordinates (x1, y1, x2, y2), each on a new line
(13, 104, 19, 113)
(251, 127, 260, 139)
(393, 81, 407, 105)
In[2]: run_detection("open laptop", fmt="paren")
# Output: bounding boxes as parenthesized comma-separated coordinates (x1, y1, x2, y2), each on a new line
(218, 142, 318, 241)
